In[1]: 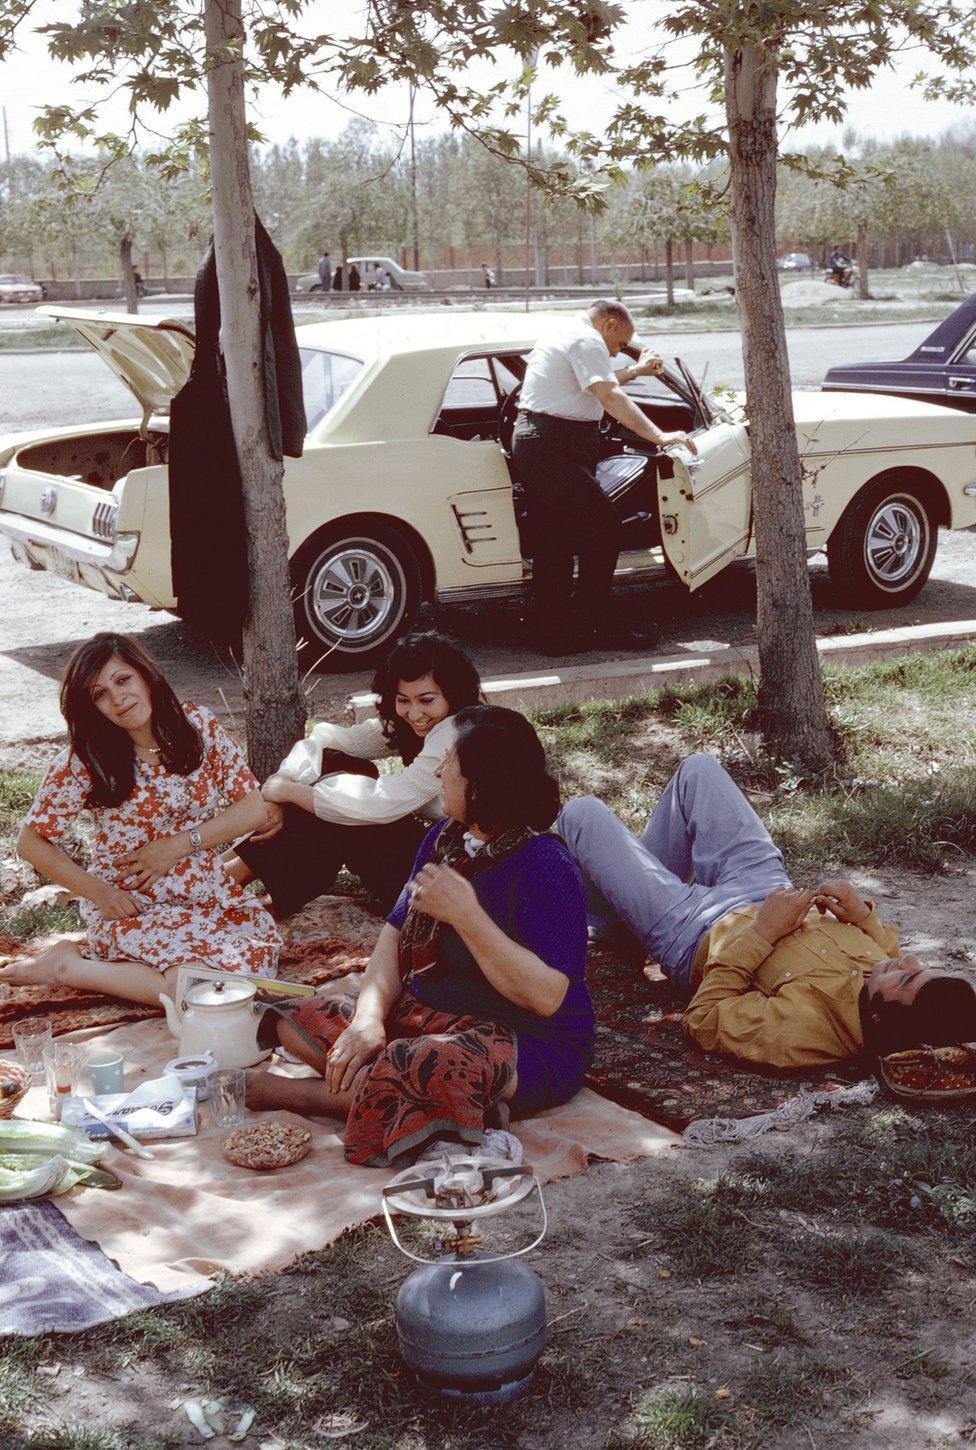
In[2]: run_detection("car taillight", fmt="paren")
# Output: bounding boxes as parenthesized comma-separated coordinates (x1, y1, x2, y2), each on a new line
(92, 500, 119, 539)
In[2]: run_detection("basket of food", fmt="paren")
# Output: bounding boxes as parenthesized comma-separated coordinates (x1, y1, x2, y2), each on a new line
(0, 1061, 31, 1120)
(879, 1043, 976, 1104)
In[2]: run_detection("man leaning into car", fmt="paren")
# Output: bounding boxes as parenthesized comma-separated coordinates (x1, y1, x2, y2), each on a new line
(512, 299, 696, 655)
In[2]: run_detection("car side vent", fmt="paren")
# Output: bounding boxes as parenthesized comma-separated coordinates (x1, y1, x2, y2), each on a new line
(92, 500, 119, 540)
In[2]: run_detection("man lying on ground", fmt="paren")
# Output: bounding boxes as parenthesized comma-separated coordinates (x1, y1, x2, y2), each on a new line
(558, 754, 976, 1068)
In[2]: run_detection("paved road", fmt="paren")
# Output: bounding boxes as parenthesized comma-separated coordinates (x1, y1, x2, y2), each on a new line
(0, 318, 938, 432)
(2, 315, 974, 767)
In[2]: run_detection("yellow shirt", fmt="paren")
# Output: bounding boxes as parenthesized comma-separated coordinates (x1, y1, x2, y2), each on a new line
(682, 904, 900, 1069)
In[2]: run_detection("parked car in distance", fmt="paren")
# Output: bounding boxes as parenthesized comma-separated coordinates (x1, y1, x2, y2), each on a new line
(3, 307, 976, 669)
(823, 293, 976, 412)
(0, 274, 45, 303)
(777, 252, 813, 272)
(295, 256, 429, 292)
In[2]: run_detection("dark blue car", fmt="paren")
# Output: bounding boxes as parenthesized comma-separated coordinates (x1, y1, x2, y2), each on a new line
(823, 295, 976, 411)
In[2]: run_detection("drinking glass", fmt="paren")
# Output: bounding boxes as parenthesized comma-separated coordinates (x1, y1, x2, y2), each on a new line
(211, 1069, 246, 1129)
(43, 1041, 85, 1120)
(12, 1017, 53, 1078)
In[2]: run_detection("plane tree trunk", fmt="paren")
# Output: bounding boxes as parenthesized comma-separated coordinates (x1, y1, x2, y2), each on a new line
(857, 224, 870, 300)
(724, 39, 835, 771)
(119, 230, 139, 313)
(204, 0, 306, 779)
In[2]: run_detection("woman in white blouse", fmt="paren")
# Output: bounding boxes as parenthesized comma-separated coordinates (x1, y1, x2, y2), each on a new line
(225, 632, 482, 914)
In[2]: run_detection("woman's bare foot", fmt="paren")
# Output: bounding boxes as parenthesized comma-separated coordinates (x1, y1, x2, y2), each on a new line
(0, 939, 84, 987)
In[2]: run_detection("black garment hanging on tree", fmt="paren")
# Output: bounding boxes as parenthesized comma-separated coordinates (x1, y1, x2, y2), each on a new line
(168, 216, 306, 632)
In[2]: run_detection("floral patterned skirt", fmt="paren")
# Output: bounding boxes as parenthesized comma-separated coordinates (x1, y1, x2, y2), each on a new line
(283, 992, 517, 1166)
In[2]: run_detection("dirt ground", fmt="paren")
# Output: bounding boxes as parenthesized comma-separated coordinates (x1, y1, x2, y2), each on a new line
(4, 864, 976, 1450)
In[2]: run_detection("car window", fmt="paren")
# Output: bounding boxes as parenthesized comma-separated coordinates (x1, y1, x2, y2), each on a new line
(299, 348, 364, 431)
(491, 355, 523, 395)
(440, 356, 497, 409)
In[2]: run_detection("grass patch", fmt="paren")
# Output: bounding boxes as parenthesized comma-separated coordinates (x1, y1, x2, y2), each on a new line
(18, 1431, 167, 1450)
(624, 1387, 730, 1449)
(788, 1227, 916, 1297)
(630, 1178, 756, 1279)
(532, 647, 976, 871)
(0, 1337, 52, 1436)
(738, 1357, 847, 1432)
(0, 326, 84, 351)
(1, 900, 82, 940)
(0, 772, 40, 838)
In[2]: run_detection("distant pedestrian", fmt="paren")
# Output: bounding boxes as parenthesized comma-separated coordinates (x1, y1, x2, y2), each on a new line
(333, 264, 345, 292)
(371, 262, 389, 291)
(481, 264, 495, 289)
(349, 263, 361, 292)
(317, 251, 332, 293)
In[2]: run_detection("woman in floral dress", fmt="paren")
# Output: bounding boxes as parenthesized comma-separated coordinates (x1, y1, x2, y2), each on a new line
(2, 632, 280, 1005)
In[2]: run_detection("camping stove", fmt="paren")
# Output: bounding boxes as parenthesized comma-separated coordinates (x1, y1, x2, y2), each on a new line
(382, 1154, 548, 1405)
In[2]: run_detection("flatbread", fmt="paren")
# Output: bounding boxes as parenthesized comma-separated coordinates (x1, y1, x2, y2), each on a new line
(222, 1121, 312, 1171)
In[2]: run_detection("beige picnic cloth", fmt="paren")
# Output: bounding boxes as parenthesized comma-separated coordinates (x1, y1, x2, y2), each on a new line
(18, 1014, 678, 1294)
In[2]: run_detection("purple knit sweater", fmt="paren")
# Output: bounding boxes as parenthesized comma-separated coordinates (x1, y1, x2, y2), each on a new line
(388, 821, 594, 1112)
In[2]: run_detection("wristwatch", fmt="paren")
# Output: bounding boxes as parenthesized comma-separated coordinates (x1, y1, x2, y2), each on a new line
(187, 828, 203, 853)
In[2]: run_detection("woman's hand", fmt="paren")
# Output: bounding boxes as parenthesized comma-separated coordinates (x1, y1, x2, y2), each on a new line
(260, 773, 295, 806)
(90, 880, 141, 919)
(814, 880, 870, 926)
(249, 800, 285, 843)
(324, 1015, 387, 1094)
(115, 835, 185, 892)
(410, 863, 480, 929)
(753, 886, 816, 946)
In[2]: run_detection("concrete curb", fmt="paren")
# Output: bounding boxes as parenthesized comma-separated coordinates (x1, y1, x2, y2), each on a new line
(352, 619, 976, 719)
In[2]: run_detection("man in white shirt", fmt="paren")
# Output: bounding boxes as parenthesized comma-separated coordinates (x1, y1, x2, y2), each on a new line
(512, 299, 696, 654)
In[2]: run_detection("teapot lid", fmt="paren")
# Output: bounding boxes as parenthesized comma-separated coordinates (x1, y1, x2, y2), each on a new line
(184, 979, 256, 1010)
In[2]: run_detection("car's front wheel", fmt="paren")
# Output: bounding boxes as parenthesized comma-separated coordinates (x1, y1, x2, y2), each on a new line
(826, 476, 938, 607)
(291, 524, 422, 669)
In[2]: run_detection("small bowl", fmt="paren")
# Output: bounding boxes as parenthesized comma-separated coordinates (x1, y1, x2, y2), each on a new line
(0, 1060, 31, 1118)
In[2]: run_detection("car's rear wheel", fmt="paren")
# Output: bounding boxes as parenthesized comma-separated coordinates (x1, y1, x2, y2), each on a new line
(292, 524, 422, 669)
(826, 476, 937, 608)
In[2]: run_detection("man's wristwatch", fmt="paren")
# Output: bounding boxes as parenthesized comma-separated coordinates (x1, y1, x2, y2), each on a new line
(187, 828, 203, 853)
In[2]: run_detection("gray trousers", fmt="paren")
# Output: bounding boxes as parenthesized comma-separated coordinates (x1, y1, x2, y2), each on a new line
(557, 754, 790, 986)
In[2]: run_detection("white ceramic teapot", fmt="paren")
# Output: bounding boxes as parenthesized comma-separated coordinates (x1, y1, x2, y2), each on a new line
(159, 975, 267, 1069)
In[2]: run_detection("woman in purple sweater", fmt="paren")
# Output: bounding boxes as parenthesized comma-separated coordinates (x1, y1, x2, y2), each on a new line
(248, 706, 594, 1166)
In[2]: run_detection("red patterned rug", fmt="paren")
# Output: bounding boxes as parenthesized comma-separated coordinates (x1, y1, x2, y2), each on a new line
(0, 931, 369, 1050)
(582, 944, 865, 1132)
(1, 927, 864, 1133)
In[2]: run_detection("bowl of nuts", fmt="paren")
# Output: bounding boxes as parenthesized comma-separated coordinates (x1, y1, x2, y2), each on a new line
(0, 1061, 31, 1119)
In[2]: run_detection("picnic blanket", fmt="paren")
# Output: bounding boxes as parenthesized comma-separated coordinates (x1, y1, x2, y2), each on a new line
(13, 1015, 677, 1295)
(584, 945, 865, 1132)
(0, 1201, 202, 1336)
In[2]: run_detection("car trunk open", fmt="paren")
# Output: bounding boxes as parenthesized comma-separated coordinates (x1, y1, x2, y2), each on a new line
(14, 428, 168, 490)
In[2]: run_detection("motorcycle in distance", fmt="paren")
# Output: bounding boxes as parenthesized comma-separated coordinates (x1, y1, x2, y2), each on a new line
(823, 261, 859, 289)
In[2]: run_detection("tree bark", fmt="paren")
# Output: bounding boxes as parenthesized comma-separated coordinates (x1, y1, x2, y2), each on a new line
(724, 40, 834, 770)
(684, 238, 695, 289)
(204, 0, 306, 780)
(857, 224, 869, 300)
(119, 230, 139, 313)
(664, 235, 675, 306)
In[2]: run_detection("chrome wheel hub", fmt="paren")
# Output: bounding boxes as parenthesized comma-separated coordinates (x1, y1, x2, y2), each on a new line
(865, 501, 924, 585)
(309, 544, 401, 643)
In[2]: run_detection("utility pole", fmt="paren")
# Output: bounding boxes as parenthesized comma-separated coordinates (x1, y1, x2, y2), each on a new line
(524, 52, 539, 313)
(408, 85, 420, 273)
(2, 106, 10, 164)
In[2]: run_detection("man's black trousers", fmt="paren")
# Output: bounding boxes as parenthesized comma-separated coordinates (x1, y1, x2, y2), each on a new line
(511, 410, 621, 630)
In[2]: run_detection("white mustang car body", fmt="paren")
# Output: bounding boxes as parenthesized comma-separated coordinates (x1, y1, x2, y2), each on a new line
(1, 306, 975, 664)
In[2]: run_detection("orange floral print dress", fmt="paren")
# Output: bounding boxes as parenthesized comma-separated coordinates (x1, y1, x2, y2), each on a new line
(25, 704, 280, 977)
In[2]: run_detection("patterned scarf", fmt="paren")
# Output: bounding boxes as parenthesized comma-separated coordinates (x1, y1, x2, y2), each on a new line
(398, 819, 535, 983)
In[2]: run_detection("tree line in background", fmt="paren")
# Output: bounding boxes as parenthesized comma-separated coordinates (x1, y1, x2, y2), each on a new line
(3, 119, 976, 295)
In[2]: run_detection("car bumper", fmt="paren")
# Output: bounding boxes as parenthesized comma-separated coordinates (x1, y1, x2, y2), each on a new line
(0, 510, 143, 600)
